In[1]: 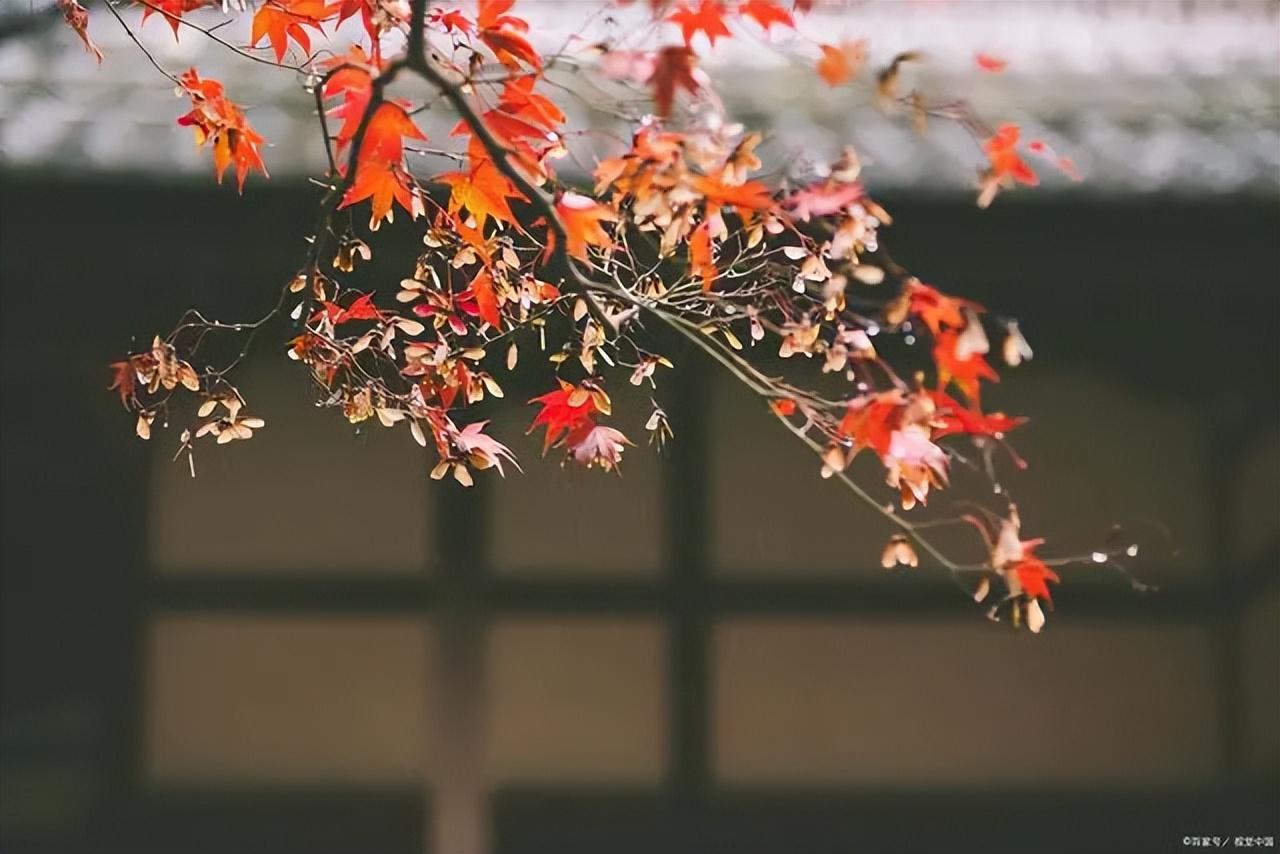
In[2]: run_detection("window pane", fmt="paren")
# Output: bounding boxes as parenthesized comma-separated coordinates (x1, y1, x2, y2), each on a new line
(711, 372, 1210, 581)
(487, 405, 664, 577)
(146, 616, 431, 783)
(709, 380, 897, 576)
(149, 363, 432, 574)
(713, 618, 1219, 785)
(1241, 591, 1280, 771)
(487, 619, 666, 783)
(1231, 428, 1279, 567)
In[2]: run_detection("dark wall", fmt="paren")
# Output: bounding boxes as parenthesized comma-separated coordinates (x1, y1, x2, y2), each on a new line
(1, 173, 1277, 853)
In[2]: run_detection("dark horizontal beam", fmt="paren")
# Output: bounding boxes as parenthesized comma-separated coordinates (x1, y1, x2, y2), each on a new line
(491, 779, 1280, 854)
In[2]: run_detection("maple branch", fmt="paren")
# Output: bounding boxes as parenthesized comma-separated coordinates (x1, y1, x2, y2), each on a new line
(104, 1, 180, 85)
(296, 57, 412, 328)
(393, 39, 985, 577)
(404, 45, 623, 333)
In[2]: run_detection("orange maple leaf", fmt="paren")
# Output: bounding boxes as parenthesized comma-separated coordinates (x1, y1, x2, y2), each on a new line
(437, 161, 521, 230)
(906, 280, 979, 336)
(251, 0, 333, 63)
(358, 102, 425, 164)
(321, 48, 377, 154)
(691, 174, 773, 216)
(668, 0, 731, 47)
(340, 160, 421, 229)
(690, 220, 716, 291)
(817, 40, 867, 86)
(469, 269, 503, 330)
(498, 75, 566, 131)
(477, 0, 540, 69)
(553, 193, 616, 261)
(176, 69, 267, 191)
(933, 329, 999, 404)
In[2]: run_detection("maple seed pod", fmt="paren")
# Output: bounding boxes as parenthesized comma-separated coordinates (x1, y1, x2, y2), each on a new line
(1003, 321, 1034, 367)
(880, 534, 919, 569)
(136, 411, 155, 441)
(954, 310, 990, 360)
(1026, 599, 1046, 633)
(852, 264, 885, 285)
(820, 444, 847, 479)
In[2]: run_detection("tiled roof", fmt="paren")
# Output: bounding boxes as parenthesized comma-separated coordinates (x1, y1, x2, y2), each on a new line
(1, 0, 1277, 197)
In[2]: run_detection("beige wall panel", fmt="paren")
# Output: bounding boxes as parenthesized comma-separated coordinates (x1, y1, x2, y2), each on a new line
(149, 363, 432, 574)
(487, 402, 664, 577)
(714, 618, 1220, 786)
(487, 618, 665, 783)
(711, 371, 1208, 580)
(146, 616, 431, 783)
(1240, 590, 1280, 771)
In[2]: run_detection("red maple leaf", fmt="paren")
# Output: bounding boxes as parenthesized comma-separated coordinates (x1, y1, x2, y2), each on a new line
(837, 392, 904, 458)
(139, 0, 211, 39)
(313, 292, 383, 325)
(108, 361, 137, 408)
(985, 123, 1038, 187)
(477, 0, 540, 69)
(933, 329, 999, 404)
(669, 0, 731, 47)
(528, 381, 602, 452)
(498, 75, 566, 132)
(649, 46, 700, 118)
(336, 0, 379, 56)
(906, 280, 979, 336)
(928, 391, 1025, 440)
(429, 7, 473, 33)
(738, 0, 793, 32)
(1013, 544, 1060, 603)
(816, 40, 866, 87)
(975, 52, 1008, 73)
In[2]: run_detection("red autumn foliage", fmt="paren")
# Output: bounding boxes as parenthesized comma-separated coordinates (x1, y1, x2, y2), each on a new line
(80, 0, 1124, 630)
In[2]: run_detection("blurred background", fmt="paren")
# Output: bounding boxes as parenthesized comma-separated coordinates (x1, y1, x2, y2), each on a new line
(1, 1, 1278, 852)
